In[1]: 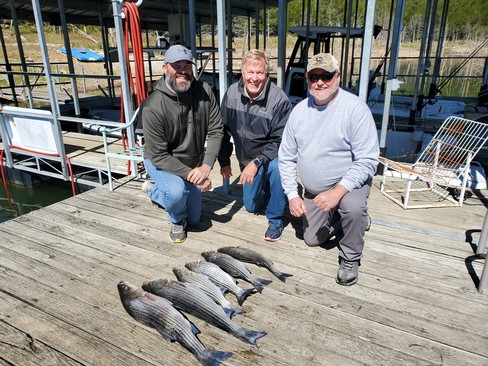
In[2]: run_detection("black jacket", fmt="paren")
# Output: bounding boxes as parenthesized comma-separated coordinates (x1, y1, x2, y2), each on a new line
(218, 77, 293, 170)
(142, 76, 223, 179)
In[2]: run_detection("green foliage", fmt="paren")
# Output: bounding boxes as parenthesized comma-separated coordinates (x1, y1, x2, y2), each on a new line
(263, 0, 487, 42)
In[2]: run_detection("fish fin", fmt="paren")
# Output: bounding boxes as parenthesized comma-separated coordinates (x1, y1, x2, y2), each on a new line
(222, 307, 235, 318)
(191, 323, 200, 335)
(237, 328, 267, 348)
(198, 350, 233, 366)
(275, 271, 294, 282)
(227, 304, 246, 317)
(237, 288, 256, 306)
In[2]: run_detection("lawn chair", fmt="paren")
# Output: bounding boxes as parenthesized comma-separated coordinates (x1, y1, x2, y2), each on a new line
(379, 116, 488, 209)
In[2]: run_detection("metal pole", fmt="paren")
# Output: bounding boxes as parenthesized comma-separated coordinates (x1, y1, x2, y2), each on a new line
(276, 0, 287, 89)
(58, 0, 81, 117)
(9, 0, 33, 106)
(0, 24, 17, 106)
(189, 0, 197, 75)
(111, 0, 137, 175)
(31, 0, 69, 179)
(379, 0, 406, 155)
(217, 0, 227, 102)
(358, 0, 376, 103)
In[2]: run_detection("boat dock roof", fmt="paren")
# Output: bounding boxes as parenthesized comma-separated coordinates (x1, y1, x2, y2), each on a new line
(1, 164, 488, 365)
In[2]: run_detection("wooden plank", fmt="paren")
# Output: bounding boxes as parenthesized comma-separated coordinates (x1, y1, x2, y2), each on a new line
(1, 175, 488, 365)
(2, 193, 487, 362)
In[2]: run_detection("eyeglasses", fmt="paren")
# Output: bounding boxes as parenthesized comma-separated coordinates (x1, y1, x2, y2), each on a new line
(307, 72, 336, 83)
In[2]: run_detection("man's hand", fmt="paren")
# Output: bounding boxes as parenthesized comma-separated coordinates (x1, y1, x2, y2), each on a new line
(187, 164, 211, 185)
(220, 165, 232, 179)
(289, 197, 307, 217)
(239, 161, 258, 186)
(196, 178, 212, 192)
(313, 185, 348, 212)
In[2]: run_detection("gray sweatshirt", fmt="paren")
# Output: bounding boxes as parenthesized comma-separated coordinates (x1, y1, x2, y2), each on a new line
(278, 88, 379, 200)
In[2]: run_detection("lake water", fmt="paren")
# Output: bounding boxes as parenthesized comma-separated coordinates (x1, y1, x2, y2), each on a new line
(0, 178, 74, 223)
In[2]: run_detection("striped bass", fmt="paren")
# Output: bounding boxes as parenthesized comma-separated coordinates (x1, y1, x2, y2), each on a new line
(117, 281, 232, 366)
(185, 260, 255, 305)
(142, 278, 266, 348)
(201, 250, 273, 293)
(173, 266, 245, 318)
(217, 246, 293, 282)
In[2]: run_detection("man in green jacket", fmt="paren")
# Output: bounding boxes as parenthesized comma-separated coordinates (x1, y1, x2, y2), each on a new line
(141, 45, 223, 243)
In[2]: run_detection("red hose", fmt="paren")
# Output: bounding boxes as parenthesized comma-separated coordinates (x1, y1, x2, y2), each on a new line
(0, 148, 18, 216)
(66, 157, 76, 197)
(122, 2, 148, 175)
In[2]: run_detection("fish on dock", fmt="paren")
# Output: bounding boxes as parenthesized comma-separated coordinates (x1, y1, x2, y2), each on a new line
(185, 260, 255, 306)
(173, 266, 245, 318)
(117, 281, 232, 366)
(202, 250, 273, 293)
(142, 278, 267, 348)
(217, 246, 293, 282)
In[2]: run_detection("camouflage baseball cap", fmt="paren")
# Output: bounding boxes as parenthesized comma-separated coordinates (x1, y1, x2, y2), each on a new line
(306, 53, 339, 73)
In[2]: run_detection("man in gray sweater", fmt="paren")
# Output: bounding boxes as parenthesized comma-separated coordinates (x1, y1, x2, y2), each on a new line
(278, 53, 379, 285)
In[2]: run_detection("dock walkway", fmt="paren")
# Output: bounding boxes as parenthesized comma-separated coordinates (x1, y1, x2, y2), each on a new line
(1, 165, 488, 365)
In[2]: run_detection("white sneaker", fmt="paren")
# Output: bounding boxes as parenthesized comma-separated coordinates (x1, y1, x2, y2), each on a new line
(141, 180, 154, 194)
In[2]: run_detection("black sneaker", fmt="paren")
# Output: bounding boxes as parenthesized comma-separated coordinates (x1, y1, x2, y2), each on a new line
(170, 220, 187, 243)
(336, 258, 359, 286)
(264, 226, 283, 242)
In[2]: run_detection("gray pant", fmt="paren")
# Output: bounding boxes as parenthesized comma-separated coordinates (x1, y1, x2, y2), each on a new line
(302, 180, 372, 261)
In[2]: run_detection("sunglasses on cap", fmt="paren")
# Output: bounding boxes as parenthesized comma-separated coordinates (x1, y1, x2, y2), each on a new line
(307, 71, 336, 83)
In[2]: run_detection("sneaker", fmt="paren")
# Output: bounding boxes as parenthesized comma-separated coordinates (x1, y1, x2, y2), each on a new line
(366, 214, 372, 231)
(264, 226, 283, 242)
(336, 258, 359, 286)
(170, 220, 187, 243)
(141, 180, 154, 194)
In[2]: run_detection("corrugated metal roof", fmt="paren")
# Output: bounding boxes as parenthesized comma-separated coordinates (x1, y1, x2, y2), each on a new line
(0, 0, 283, 31)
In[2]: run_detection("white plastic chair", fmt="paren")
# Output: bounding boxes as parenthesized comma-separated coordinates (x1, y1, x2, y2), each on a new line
(379, 116, 488, 209)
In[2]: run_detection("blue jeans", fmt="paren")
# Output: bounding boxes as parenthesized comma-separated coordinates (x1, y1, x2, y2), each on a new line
(242, 157, 286, 229)
(144, 158, 201, 225)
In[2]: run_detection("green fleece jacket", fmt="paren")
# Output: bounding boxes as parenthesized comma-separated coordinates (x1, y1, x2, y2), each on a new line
(142, 76, 223, 179)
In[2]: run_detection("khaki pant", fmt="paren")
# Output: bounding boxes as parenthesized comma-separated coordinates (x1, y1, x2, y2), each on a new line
(302, 180, 372, 262)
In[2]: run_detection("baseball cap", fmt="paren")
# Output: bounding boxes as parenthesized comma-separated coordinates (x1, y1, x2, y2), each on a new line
(306, 53, 339, 73)
(164, 45, 195, 64)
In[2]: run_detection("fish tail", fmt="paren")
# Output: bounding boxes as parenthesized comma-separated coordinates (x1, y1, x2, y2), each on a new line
(237, 327, 267, 348)
(237, 288, 255, 306)
(254, 278, 273, 294)
(198, 349, 233, 366)
(228, 303, 246, 317)
(274, 271, 293, 282)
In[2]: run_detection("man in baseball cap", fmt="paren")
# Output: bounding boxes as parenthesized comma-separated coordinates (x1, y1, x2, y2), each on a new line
(279, 52, 379, 286)
(140, 43, 223, 243)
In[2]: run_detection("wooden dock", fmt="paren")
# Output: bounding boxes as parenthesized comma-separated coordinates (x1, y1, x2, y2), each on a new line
(1, 166, 488, 365)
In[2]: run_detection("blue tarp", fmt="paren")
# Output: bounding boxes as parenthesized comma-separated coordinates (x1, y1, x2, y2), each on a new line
(59, 47, 104, 62)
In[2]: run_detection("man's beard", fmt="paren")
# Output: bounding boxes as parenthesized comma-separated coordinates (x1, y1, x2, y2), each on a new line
(168, 74, 192, 93)
(309, 84, 339, 102)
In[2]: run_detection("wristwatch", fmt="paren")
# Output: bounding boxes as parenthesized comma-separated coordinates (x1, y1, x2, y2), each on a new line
(253, 158, 261, 168)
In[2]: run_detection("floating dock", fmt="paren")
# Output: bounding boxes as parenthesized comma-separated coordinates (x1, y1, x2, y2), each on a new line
(1, 162, 487, 365)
